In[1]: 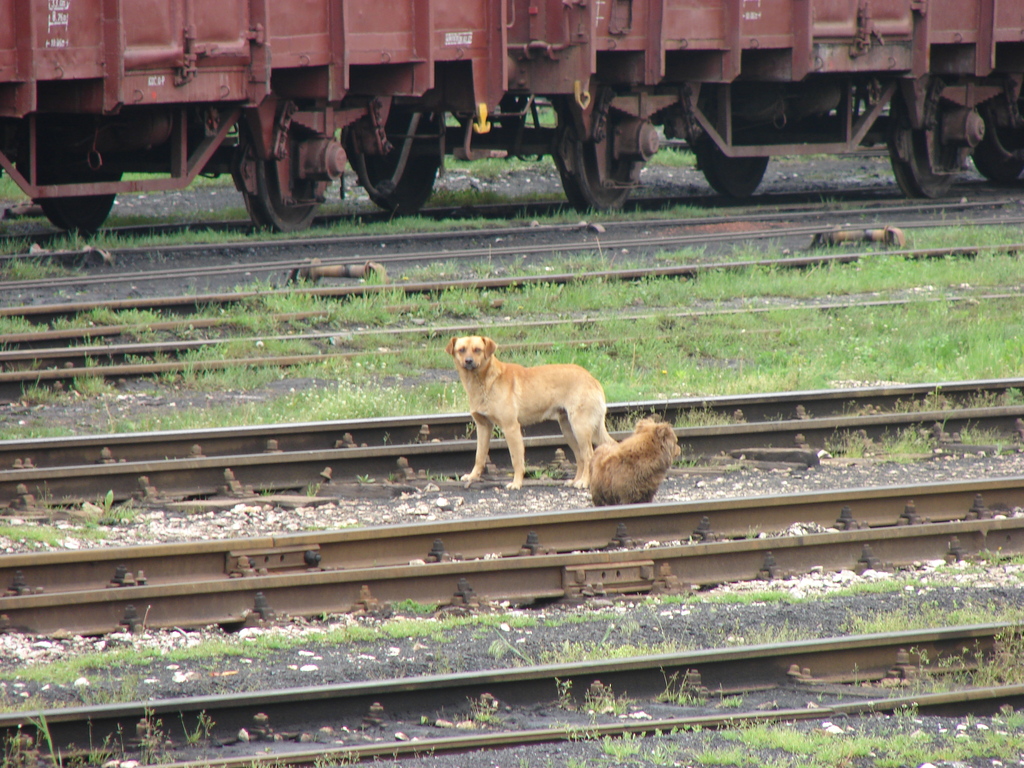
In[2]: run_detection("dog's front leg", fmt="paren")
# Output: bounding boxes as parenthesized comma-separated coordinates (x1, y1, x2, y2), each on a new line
(504, 421, 526, 489)
(462, 414, 493, 487)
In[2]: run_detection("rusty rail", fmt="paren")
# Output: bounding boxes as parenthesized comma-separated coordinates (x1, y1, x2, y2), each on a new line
(0, 623, 1019, 765)
(2, 481, 1023, 635)
(1, 398, 1021, 508)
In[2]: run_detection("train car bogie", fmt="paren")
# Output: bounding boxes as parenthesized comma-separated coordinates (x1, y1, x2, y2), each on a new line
(345, 109, 443, 216)
(231, 103, 345, 232)
(690, 138, 769, 199)
(551, 94, 660, 211)
(971, 97, 1024, 184)
(1, 0, 1022, 233)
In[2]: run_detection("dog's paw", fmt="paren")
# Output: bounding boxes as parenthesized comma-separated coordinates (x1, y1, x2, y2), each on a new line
(505, 480, 523, 490)
(569, 478, 590, 490)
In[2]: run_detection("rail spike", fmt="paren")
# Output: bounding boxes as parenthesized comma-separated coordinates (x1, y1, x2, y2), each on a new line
(945, 536, 965, 564)
(250, 712, 274, 742)
(652, 562, 684, 594)
(397, 456, 415, 480)
(427, 538, 449, 563)
(692, 516, 717, 542)
(11, 483, 38, 511)
(452, 577, 479, 607)
(120, 605, 144, 634)
(254, 591, 276, 620)
(758, 551, 779, 580)
(855, 544, 883, 574)
(5, 570, 31, 596)
(221, 468, 253, 497)
(108, 564, 137, 587)
(887, 648, 918, 681)
(834, 505, 862, 531)
(520, 530, 544, 556)
(966, 494, 992, 520)
(363, 701, 385, 729)
(607, 522, 632, 549)
(355, 584, 381, 614)
(896, 501, 922, 526)
(135, 476, 159, 501)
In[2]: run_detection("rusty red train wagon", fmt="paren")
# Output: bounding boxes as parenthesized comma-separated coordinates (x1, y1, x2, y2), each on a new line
(0, 0, 1021, 233)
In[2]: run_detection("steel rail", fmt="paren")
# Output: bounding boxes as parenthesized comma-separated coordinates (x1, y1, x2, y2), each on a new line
(0, 184, 1005, 266)
(1, 400, 1021, 507)
(0, 238, 981, 318)
(0, 623, 1017, 762)
(3, 503, 1023, 635)
(7, 212, 1022, 296)
(1, 210, 1020, 317)
(119, 686, 1024, 767)
(2, 377, 1020, 471)
(4, 473, 1022, 592)
(4, 473, 1022, 594)
(2, 217, 1020, 323)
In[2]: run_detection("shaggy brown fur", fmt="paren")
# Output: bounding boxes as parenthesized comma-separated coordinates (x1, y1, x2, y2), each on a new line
(590, 417, 680, 506)
(446, 335, 615, 490)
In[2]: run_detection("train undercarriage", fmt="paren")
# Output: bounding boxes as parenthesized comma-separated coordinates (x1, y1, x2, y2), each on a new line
(0, 72, 1022, 233)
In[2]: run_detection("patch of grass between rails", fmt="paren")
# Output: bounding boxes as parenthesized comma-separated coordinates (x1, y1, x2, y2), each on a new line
(2, 243, 1022, 442)
(572, 705, 1024, 768)
(0, 524, 109, 549)
(0, 612, 540, 703)
(2, 573, 1022, 712)
(0, 202, 564, 256)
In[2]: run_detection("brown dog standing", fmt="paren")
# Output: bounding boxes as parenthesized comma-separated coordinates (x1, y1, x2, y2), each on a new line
(590, 417, 680, 506)
(446, 335, 615, 489)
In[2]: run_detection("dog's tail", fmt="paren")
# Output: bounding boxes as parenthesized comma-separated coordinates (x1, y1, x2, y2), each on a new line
(596, 418, 616, 446)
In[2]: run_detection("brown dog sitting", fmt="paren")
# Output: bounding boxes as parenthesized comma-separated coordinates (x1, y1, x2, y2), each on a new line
(446, 335, 615, 490)
(590, 417, 680, 506)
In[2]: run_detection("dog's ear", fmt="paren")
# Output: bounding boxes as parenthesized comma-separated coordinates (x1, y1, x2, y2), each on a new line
(445, 337, 458, 355)
(482, 337, 497, 356)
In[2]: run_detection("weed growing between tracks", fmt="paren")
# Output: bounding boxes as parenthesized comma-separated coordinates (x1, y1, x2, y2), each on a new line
(2, 234, 1022, 444)
(6, 581, 1024, 713)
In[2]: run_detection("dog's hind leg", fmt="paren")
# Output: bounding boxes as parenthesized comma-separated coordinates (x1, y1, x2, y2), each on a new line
(558, 412, 594, 488)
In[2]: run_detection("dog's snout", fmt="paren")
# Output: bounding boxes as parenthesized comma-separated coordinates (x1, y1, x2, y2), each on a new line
(463, 356, 476, 369)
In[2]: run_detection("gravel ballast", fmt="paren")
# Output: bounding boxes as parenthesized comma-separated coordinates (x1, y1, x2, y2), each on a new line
(2, 452, 1024, 767)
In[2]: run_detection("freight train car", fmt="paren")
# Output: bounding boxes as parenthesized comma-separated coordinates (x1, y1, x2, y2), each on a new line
(1, 0, 1021, 233)
(0, 0, 506, 232)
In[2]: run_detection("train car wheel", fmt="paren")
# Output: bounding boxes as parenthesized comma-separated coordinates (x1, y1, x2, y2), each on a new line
(887, 97, 954, 199)
(348, 111, 441, 216)
(888, 129, 954, 198)
(971, 122, 1024, 183)
(553, 122, 638, 211)
(22, 161, 122, 235)
(37, 194, 117, 235)
(692, 138, 768, 198)
(243, 154, 319, 232)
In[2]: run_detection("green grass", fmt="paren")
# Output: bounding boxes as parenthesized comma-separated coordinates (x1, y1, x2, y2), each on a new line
(0, 524, 109, 548)
(2, 238, 1021, 443)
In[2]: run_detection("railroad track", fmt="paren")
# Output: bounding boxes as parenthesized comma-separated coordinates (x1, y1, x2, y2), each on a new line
(0, 246, 1021, 400)
(0, 173, 996, 255)
(2, 196, 1020, 312)
(1, 622, 1020, 766)
(1, 379, 1022, 508)
(2, 475, 1022, 635)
